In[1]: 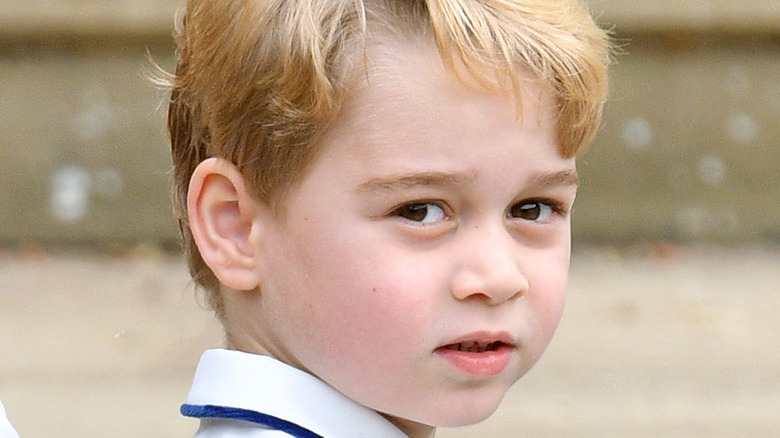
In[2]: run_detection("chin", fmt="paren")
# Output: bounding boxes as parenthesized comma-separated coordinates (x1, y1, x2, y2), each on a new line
(426, 393, 506, 428)
(445, 407, 500, 428)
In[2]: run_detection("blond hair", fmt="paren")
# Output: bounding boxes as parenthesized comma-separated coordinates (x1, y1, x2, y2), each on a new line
(165, 0, 611, 320)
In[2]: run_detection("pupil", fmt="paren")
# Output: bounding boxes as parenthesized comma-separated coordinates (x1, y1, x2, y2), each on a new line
(404, 204, 428, 222)
(517, 203, 540, 220)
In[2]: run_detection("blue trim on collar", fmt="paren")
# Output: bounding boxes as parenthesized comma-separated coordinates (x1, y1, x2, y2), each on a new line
(181, 404, 324, 438)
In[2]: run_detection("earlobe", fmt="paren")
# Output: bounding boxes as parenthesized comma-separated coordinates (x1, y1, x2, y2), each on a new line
(187, 158, 263, 291)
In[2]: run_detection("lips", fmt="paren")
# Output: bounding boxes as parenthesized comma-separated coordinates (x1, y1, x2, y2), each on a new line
(435, 332, 516, 376)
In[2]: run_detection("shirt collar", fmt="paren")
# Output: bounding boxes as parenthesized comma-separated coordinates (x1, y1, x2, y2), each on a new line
(184, 348, 409, 438)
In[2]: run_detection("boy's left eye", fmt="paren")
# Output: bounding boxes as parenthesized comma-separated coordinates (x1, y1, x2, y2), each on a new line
(508, 201, 557, 222)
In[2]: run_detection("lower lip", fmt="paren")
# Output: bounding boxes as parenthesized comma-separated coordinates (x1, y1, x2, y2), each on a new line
(435, 345, 514, 376)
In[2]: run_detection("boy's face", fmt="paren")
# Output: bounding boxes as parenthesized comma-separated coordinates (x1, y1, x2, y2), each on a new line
(246, 40, 575, 435)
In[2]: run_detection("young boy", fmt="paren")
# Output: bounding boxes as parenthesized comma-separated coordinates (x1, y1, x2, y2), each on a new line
(165, 0, 609, 436)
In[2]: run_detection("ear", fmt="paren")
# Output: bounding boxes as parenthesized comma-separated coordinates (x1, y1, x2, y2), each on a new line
(187, 157, 263, 291)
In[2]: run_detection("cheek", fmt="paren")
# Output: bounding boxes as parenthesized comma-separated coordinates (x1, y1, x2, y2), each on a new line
(279, 229, 436, 360)
(310, 259, 432, 342)
(288, 255, 440, 407)
(525, 249, 570, 352)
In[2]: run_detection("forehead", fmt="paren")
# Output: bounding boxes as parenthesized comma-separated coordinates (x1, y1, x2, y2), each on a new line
(330, 36, 558, 155)
(294, 37, 572, 197)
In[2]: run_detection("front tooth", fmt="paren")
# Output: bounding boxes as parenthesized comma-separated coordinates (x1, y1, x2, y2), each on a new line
(462, 341, 475, 352)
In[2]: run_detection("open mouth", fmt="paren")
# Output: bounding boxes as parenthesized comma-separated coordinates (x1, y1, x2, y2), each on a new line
(442, 341, 509, 353)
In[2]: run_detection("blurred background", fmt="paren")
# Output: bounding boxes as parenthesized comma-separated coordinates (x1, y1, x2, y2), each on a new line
(0, 0, 778, 437)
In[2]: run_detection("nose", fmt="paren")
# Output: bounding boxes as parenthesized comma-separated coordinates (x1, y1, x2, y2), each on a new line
(449, 224, 528, 305)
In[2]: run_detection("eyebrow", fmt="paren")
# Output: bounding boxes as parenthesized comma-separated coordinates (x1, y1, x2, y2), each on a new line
(529, 169, 579, 188)
(355, 168, 578, 193)
(356, 171, 476, 193)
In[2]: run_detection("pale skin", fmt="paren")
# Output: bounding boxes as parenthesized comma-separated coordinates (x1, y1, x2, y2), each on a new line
(187, 37, 576, 438)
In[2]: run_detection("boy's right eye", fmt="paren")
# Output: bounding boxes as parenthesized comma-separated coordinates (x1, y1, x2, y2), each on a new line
(392, 202, 447, 224)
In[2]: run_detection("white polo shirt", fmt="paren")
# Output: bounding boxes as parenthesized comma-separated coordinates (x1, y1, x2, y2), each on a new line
(0, 399, 19, 438)
(183, 349, 409, 438)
